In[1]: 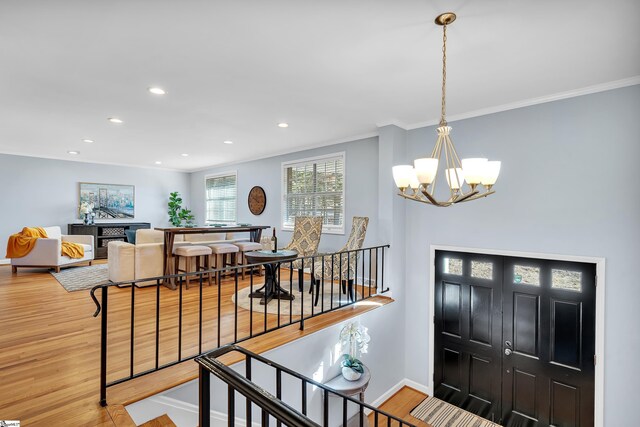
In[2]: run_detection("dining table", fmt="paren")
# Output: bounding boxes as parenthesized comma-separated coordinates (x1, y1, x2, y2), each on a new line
(154, 225, 270, 286)
(244, 249, 298, 305)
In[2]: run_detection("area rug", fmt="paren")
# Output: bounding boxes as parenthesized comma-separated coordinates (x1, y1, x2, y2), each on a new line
(410, 396, 502, 427)
(232, 280, 361, 315)
(50, 264, 110, 292)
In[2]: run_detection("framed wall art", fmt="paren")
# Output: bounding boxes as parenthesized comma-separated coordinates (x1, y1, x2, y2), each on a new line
(79, 182, 135, 219)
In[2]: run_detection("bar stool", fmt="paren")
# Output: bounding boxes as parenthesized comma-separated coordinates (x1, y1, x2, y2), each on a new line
(173, 245, 213, 289)
(208, 243, 240, 283)
(233, 240, 264, 279)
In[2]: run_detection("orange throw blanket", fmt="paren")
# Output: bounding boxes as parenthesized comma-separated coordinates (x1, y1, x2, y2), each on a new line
(6, 227, 85, 259)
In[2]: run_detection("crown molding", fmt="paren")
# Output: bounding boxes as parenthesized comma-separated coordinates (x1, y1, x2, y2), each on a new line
(404, 76, 640, 130)
(0, 150, 184, 173)
(186, 131, 379, 173)
(375, 119, 409, 130)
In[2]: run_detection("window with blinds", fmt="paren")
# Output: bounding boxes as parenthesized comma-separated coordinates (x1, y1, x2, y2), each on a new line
(205, 173, 237, 223)
(282, 153, 345, 234)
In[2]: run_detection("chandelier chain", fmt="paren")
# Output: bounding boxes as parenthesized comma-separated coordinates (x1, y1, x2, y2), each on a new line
(440, 24, 448, 126)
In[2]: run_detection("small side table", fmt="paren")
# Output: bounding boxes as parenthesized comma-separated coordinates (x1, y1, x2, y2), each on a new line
(324, 365, 371, 427)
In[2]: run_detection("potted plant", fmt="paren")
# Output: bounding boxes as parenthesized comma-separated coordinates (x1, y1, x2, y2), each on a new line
(179, 208, 195, 227)
(168, 192, 196, 227)
(339, 321, 370, 381)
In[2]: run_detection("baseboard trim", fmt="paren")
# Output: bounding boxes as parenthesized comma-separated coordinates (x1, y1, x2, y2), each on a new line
(367, 379, 405, 411)
(0, 259, 10, 265)
(402, 378, 430, 395)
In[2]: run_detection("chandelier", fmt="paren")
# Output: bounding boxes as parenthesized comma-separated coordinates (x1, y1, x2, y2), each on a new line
(392, 12, 501, 207)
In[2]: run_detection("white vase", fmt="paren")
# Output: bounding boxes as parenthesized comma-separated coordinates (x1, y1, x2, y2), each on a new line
(341, 367, 362, 381)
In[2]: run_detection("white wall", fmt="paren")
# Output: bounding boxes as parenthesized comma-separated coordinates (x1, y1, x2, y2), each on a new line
(0, 154, 191, 260)
(189, 137, 380, 253)
(402, 85, 640, 426)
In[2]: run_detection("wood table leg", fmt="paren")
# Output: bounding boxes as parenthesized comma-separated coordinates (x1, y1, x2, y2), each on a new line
(163, 230, 177, 289)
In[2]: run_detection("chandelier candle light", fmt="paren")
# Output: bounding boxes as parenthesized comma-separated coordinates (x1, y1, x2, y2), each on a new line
(392, 12, 501, 207)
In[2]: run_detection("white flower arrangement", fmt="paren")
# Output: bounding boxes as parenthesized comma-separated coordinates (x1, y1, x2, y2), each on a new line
(339, 321, 370, 378)
(339, 321, 370, 360)
(79, 202, 94, 214)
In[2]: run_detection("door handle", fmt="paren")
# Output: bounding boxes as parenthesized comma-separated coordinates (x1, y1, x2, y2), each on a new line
(505, 348, 512, 356)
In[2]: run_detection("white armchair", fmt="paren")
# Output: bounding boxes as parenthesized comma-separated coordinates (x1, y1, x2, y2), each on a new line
(10, 226, 94, 273)
(108, 241, 165, 284)
(108, 229, 188, 284)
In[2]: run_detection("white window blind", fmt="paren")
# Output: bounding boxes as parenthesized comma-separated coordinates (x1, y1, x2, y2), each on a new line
(205, 173, 237, 223)
(282, 153, 345, 233)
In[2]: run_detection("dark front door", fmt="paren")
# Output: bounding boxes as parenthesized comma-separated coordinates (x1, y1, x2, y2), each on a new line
(434, 251, 504, 422)
(501, 257, 595, 427)
(434, 251, 596, 427)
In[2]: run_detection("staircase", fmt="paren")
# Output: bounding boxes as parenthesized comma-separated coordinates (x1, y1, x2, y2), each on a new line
(196, 344, 416, 427)
(108, 405, 176, 427)
(139, 414, 177, 427)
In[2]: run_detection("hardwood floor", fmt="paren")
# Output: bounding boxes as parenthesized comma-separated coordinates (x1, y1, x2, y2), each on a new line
(369, 386, 430, 427)
(0, 262, 392, 426)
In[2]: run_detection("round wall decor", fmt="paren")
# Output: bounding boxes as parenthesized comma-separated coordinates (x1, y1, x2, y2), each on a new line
(248, 186, 267, 215)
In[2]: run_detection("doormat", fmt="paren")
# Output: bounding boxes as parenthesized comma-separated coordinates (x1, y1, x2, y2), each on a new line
(410, 396, 502, 427)
(50, 264, 110, 292)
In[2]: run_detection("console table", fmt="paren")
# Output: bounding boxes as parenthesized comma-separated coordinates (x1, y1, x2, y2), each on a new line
(68, 222, 150, 259)
(325, 364, 371, 427)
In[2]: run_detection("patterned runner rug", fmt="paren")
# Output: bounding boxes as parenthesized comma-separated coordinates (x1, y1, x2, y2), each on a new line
(410, 396, 502, 427)
(51, 264, 110, 292)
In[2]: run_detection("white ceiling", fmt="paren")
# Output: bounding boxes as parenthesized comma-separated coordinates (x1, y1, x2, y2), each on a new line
(1, 0, 638, 171)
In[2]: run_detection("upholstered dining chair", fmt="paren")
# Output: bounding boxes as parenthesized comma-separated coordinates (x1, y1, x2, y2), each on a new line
(311, 216, 369, 306)
(282, 216, 323, 291)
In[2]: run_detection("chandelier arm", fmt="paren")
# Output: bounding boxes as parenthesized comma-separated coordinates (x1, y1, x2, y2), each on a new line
(398, 191, 443, 206)
(456, 190, 495, 203)
(442, 133, 456, 201)
(448, 134, 464, 169)
(453, 190, 480, 203)
(430, 133, 441, 158)
(420, 187, 441, 206)
(398, 191, 417, 201)
(429, 135, 443, 194)
(447, 134, 466, 197)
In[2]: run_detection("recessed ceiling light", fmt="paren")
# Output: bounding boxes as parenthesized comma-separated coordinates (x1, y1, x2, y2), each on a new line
(278, 122, 289, 128)
(148, 87, 166, 95)
(67, 150, 79, 155)
(223, 140, 233, 145)
(155, 161, 162, 165)
(82, 139, 94, 143)
(181, 153, 189, 157)
(108, 117, 123, 124)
